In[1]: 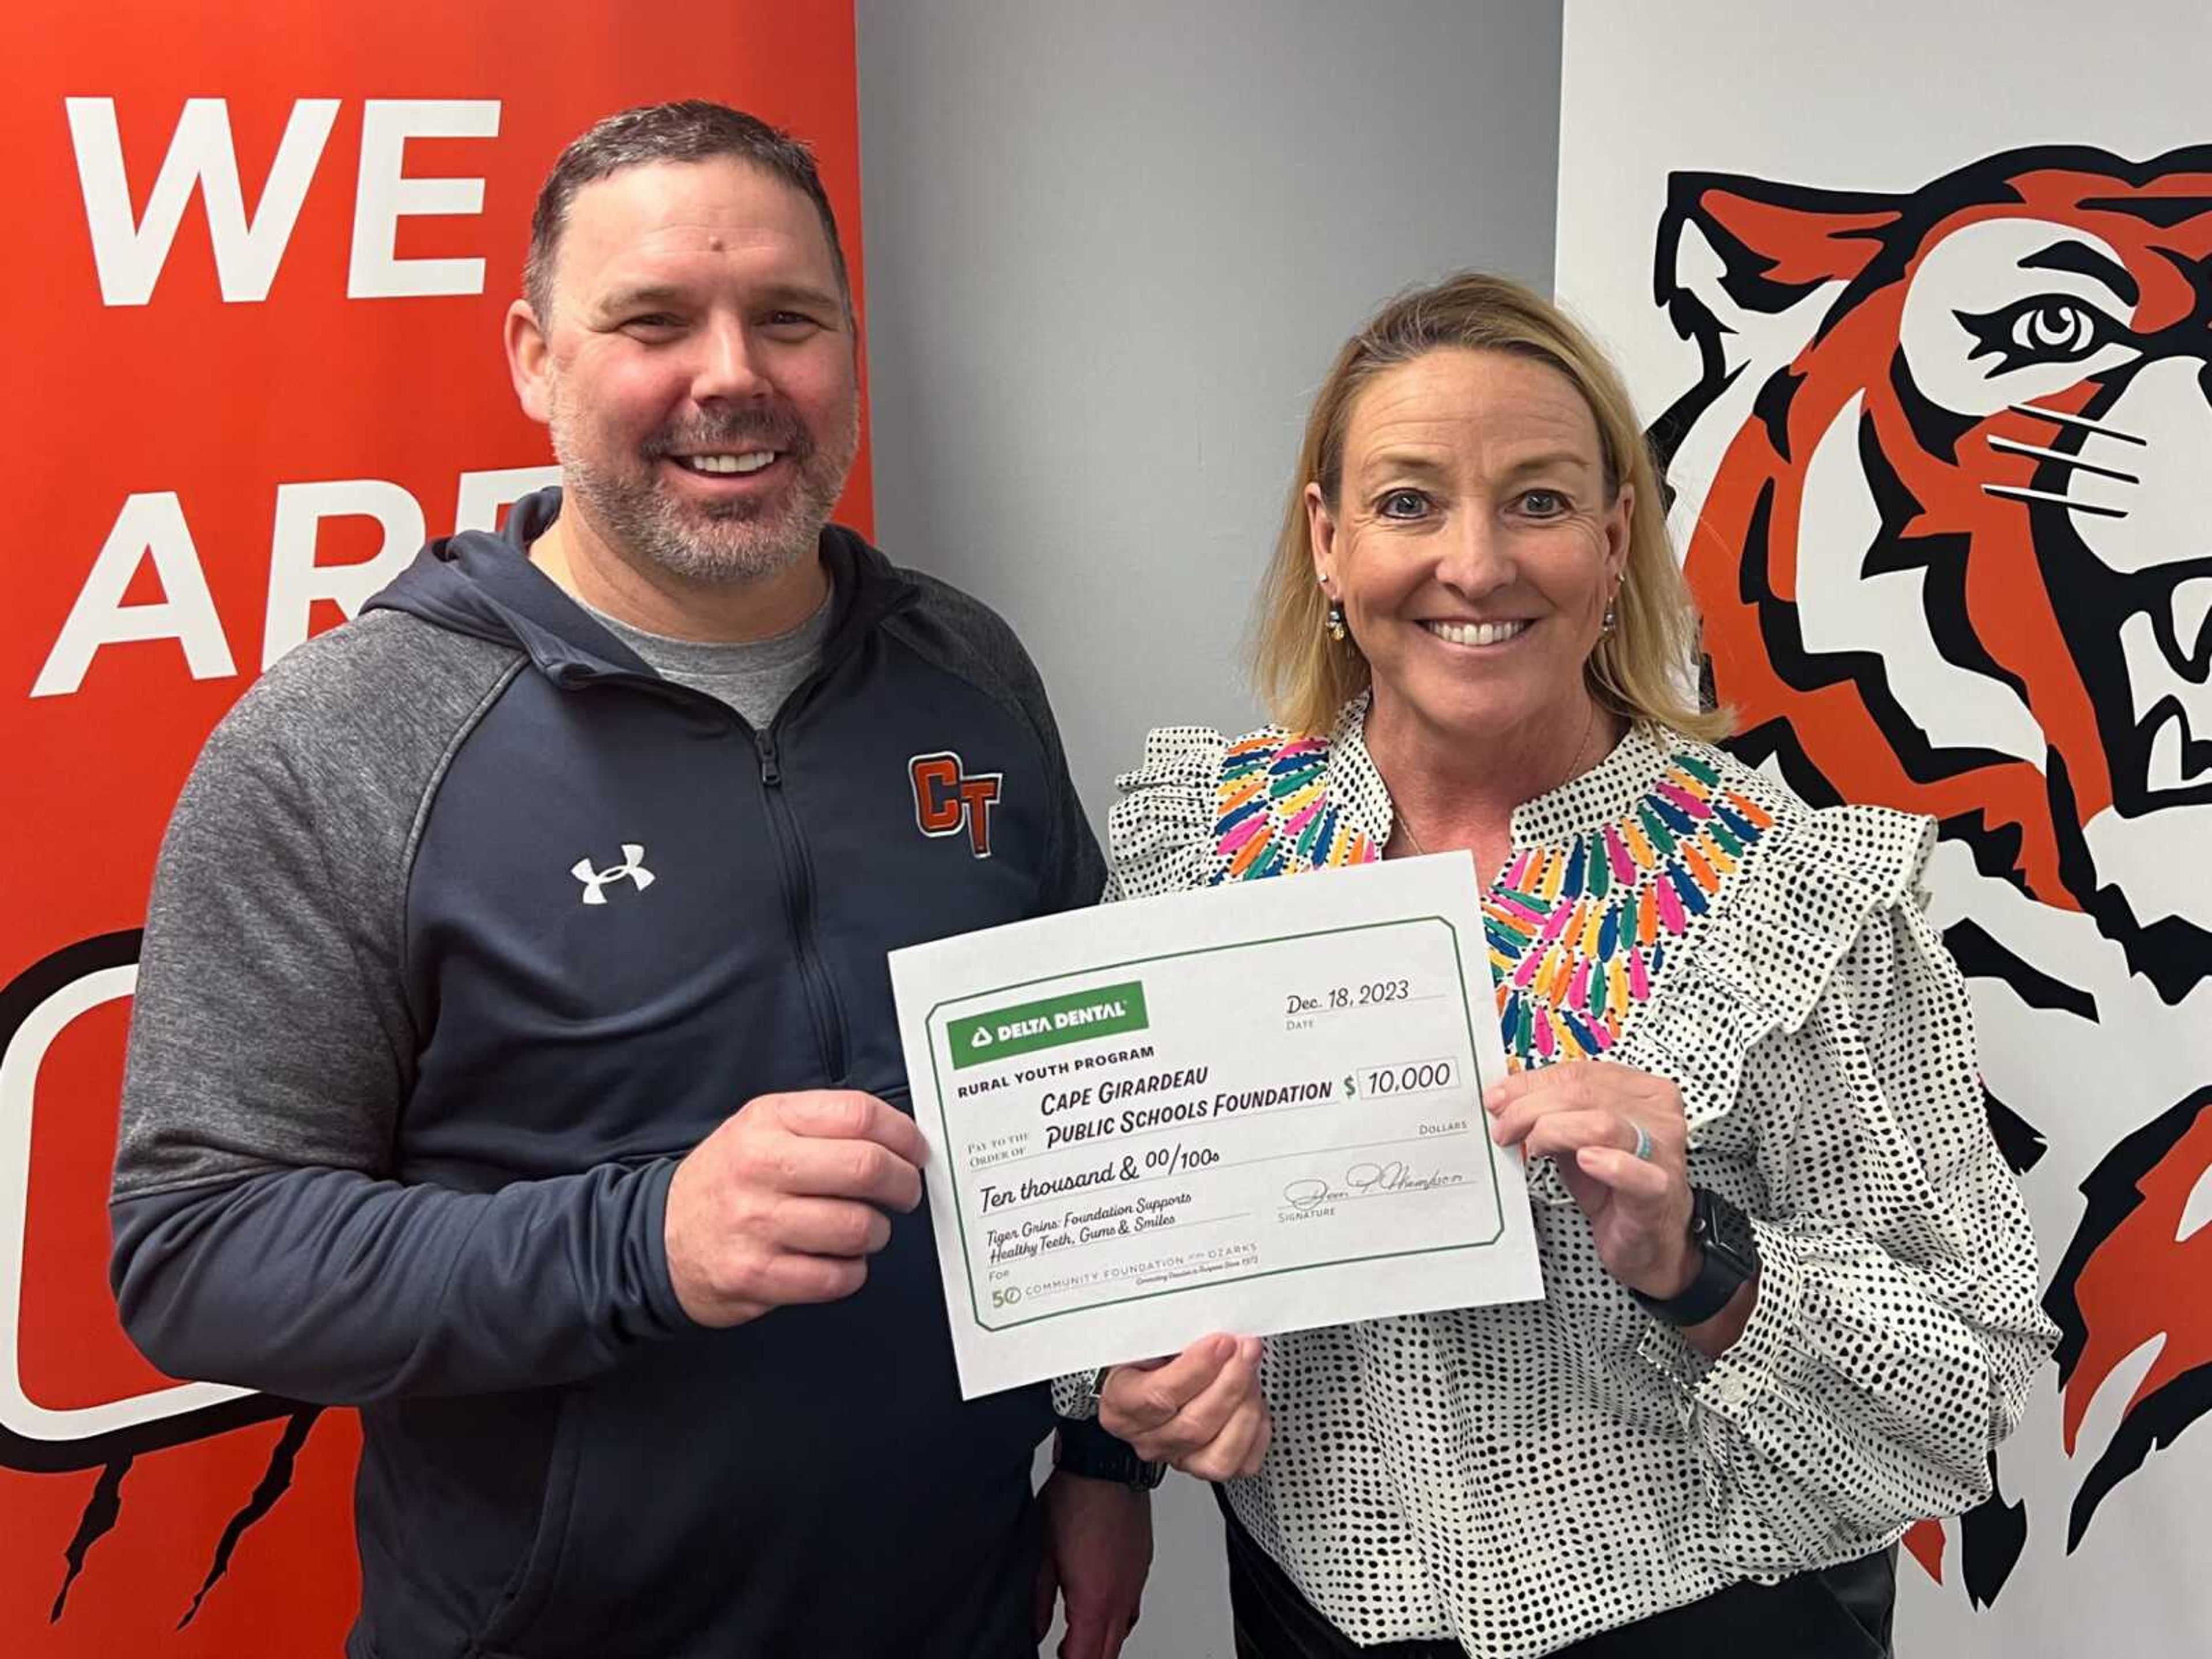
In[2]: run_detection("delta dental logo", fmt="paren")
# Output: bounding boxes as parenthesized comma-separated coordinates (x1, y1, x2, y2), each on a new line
(948, 982, 1150, 1070)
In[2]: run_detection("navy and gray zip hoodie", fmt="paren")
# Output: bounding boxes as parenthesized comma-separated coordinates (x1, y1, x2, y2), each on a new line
(111, 490, 1107, 1658)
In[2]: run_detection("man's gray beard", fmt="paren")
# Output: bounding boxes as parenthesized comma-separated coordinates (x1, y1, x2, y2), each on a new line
(550, 406, 854, 586)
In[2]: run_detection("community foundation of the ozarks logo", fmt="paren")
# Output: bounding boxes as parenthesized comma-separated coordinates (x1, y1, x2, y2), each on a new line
(1, 931, 335, 1631)
(1646, 142, 2212, 1607)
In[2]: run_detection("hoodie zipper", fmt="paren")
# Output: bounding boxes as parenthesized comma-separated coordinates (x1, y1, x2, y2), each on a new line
(752, 722, 847, 1084)
(730, 569, 918, 1089)
(519, 531, 918, 1093)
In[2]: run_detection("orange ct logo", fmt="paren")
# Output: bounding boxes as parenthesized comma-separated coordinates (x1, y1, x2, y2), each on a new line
(909, 751, 1001, 858)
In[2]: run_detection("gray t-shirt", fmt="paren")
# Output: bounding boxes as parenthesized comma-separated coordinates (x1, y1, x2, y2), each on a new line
(579, 589, 834, 728)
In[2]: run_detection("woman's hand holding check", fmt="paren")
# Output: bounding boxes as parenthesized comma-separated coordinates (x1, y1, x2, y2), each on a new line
(1483, 1060, 1698, 1302)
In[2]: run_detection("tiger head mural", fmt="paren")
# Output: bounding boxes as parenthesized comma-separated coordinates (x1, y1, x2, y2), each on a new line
(1652, 145, 2212, 1003)
(1649, 145, 2212, 1603)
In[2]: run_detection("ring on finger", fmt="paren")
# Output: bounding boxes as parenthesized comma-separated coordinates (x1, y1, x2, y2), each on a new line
(1629, 1122, 1654, 1162)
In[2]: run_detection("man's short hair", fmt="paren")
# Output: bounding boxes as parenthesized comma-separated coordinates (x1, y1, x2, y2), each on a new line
(524, 100, 851, 327)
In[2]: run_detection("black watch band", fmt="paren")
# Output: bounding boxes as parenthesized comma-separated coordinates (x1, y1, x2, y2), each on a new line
(1055, 1416, 1165, 1489)
(1631, 1186, 1759, 1328)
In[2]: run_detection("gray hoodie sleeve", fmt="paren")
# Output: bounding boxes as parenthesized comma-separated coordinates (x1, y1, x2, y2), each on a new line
(110, 615, 690, 1403)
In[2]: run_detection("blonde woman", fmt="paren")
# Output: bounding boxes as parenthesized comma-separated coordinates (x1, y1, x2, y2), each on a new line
(1066, 274, 2053, 1658)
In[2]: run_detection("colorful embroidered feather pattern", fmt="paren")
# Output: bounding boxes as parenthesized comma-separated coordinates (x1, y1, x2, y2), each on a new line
(1211, 733, 1376, 880)
(1486, 752, 1771, 1065)
(1210, 737, 1771, 1067)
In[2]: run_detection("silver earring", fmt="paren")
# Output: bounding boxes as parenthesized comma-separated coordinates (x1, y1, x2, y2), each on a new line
(1325, 600, 1348, 642)
(1601, 596, 1619, 633)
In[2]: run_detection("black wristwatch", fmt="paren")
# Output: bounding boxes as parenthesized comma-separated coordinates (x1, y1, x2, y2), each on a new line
(1055, 1416, 1166, 1489)
(1630, 1185, 1759, 1327)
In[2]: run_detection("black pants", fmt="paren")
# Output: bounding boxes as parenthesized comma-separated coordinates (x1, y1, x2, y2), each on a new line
(1222, 1497, 1895, 1658)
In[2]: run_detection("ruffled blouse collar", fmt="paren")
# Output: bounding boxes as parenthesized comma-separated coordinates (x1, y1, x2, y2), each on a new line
(1331, 691, 1680, 854)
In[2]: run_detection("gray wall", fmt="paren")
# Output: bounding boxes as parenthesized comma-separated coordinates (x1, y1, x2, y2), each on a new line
(855, 4, 1562, 1653)
(858, 0, 1562, 819)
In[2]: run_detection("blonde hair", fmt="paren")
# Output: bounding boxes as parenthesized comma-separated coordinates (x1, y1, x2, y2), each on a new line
(1253, 271, 1726, 741)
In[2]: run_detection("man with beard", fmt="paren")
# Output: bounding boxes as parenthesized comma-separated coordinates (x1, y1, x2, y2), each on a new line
(111, 103, 1153, 1659)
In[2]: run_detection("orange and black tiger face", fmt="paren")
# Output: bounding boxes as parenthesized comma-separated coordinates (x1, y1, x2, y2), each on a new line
(1650, 146, 2212, 1601)
(1653, 145, 2212, 1001)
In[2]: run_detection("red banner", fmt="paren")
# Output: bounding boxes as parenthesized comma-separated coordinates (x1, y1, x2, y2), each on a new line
(2, 5, 865, 1648)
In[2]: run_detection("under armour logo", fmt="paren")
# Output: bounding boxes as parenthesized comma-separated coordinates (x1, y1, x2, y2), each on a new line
(910, 751, 1002, 858)
(572, 844, 656, 904)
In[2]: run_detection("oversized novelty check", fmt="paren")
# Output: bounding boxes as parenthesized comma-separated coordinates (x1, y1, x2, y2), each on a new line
(889, 853, 1542, 1399)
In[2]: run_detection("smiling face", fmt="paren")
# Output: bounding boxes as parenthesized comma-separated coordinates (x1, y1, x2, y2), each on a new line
(507, 157, 859, 586)
(1309, 347, 1630, 750)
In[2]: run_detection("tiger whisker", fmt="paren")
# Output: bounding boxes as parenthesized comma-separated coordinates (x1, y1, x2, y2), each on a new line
(1982, 482, 2130, 519)
(2007, 402, 2149, 446)
(1988, 436, 2142, 485)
